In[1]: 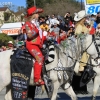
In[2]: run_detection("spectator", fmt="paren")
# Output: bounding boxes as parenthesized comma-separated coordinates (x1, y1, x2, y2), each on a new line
(64, 12, 73, 25)
(58, 19, 65, 30)
(50, 14, 59, 26)
(64, 12, 73, 21)
(63, 23, 69, 32)
(40, 22, 49, 32)
(7, 41, 14, 50)
(16, 30, 26, 42)
(67, 27, 74, 37)
(1, 46, 6, 51)
(90, 14, 96, 22)
(51, 23, 60, 42)
(58, 29, 67, 43)
(16, 29, 26, 48)
(39, 16, 45, 25)
(86, 22, 95, 35)
(96, 12, 100, 24)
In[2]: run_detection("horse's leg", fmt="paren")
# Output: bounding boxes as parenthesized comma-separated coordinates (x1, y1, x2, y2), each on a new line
(62, 83, 77, 100)
(5, 84, 12, 100)
(0, 68, 10, 92)
(91, 75, 100, 100)
(51, 81, 60, 100)
(0, 64, 11, 100)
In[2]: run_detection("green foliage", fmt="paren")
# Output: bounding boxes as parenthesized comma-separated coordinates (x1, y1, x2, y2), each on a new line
(26, 0, 34, 9)
(26, 0, 45, 8)
(61, 40, 69, 48)
(0, 33, 14, 47)
(46, 0, 53, 4)
(26, 0, 81, 15)
(4, 12, 11, 22)
(77, 33, 86, 39)
(36, 0, 45, 8)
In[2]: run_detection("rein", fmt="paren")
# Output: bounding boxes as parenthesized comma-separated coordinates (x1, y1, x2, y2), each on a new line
(54, 43, 96, 67)
(83, 38, 93, 53)
(47, 35, 100, 72)
(79, 34, 100, 59)
(92, 35, 100, 58)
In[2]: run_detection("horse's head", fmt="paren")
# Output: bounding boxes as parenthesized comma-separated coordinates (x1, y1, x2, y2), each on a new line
(76, 33, 99, 59)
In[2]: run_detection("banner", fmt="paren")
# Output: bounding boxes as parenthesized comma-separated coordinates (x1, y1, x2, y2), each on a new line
(84, 0, 100, 15)
(10, 49, 33, 100)
(1, 28, 20, 35)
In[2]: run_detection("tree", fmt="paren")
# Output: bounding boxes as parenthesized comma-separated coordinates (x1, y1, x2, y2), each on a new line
(26, 0, 45, 9)
(46, 0, 53, 4)
(26, 0, 34, 9)
(20, 6, 25, 12)
(36, 0, 45, 8)
(0, 34, 14, 47)
(4, 12, 11, 22)
(7, 5, 18, 12)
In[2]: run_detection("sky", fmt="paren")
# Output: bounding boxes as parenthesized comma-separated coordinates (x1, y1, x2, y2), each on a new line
(0, 0, 84, 8)
(0, 0, 26, 7)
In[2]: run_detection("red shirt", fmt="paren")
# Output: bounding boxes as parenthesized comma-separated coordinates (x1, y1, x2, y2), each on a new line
(89, 27, 95, 35)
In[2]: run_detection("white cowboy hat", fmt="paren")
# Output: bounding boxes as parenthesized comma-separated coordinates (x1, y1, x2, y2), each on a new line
(8, 41, 13, 44)
(74, 10, 87, 21)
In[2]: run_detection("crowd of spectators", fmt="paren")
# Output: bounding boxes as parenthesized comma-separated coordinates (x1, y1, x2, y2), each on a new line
(0, 11, 100, 52)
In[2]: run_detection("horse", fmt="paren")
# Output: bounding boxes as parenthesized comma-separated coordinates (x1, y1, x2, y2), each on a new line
(0, 41, 78, 100)
(75, 33, 100, 100)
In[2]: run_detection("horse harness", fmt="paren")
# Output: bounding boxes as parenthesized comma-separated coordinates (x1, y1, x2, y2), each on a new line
(92, 35, 100, 59)
(84, 34, 100, 63)
(77, 34, 100, 66)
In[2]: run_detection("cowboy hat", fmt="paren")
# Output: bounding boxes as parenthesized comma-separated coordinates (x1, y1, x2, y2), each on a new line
(74, 10, 87, 21)
(26, 6, 43, 17)
(8, 41, 13, 44)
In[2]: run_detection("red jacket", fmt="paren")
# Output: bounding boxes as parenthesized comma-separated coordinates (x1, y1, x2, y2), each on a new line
(24, 21, 43, 47)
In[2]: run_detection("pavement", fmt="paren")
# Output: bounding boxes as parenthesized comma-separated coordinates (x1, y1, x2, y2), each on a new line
(0, 81, 100, 100)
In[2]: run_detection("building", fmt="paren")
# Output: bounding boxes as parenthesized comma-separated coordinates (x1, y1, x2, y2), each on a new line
(0, 7, 25, 26)
(14, 11, 25, 22)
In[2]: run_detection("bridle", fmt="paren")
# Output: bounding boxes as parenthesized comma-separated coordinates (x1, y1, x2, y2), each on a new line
(78, 34, 100, 65)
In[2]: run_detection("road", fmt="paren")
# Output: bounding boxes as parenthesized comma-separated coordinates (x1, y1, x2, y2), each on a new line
(0, 81, 100, 100)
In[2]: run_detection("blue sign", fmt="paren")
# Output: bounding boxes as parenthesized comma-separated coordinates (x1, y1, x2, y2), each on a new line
(85, 1, 100, 15)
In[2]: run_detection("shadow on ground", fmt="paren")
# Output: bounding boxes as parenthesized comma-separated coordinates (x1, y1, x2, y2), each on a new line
(35, 92, 100, 100)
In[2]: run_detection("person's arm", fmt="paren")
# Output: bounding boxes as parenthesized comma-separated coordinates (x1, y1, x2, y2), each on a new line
(64, 13, 68, 18)
(25, 24, 32, 38)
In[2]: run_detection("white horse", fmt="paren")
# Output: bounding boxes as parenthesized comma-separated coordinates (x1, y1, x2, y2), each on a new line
(75, 34, 100, 100)
(0, 42, 77, 100)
